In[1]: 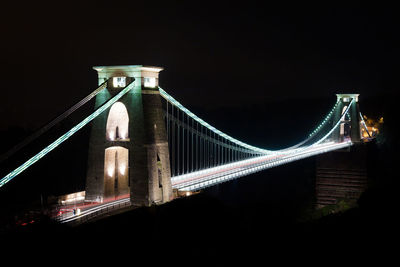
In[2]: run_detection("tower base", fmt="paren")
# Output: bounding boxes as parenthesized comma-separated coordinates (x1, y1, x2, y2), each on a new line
(315, 144, 368, 208)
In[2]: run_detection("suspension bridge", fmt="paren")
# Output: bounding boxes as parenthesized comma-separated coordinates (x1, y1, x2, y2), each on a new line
(0, 65, 371, 224)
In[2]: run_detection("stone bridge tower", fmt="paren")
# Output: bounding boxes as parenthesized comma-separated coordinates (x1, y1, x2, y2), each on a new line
(85, 65, 173, 206)
(332, 93, 361, 143)
(316, 93, 367, 208)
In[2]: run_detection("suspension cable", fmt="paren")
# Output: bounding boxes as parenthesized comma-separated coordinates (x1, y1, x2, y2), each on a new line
(161, 88, 355, 155)
(314, 99, 354, 145)
(0, 80, 108, 164)
(0, 80, 134, 188)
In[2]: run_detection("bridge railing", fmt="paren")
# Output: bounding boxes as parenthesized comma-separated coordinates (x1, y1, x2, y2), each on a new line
(56, 198, 132, 225)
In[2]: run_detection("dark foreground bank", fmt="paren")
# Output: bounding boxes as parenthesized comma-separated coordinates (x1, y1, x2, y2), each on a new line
(1, 183, 398, 265)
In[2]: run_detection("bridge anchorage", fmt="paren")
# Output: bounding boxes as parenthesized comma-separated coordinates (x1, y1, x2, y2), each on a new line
(0, 65, 373, 224)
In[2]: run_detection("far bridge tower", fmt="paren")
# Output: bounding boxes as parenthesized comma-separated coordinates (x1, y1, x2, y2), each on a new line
(316, 93, 367, 208)
(332, 93, 362, 143)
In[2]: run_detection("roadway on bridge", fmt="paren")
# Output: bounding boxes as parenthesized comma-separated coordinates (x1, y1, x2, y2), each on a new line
(171, 141, 352, 191)
(56, 141, 351, 224)
(56, 195, 131, 224)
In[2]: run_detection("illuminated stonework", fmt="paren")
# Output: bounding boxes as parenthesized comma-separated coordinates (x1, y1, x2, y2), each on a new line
(104, 146, 129, 199)
(340, 105, 348, 136)
(86, 65, 173, 206)
(333, 94, 361, 143)
(106, 102, 129, 141)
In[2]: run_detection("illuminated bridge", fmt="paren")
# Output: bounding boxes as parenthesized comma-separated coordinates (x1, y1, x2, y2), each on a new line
(0, 65, 372, 224)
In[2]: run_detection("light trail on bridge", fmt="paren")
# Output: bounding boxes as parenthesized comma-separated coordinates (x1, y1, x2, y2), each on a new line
(0, 66, 363, 226)
(53, 92, 356, 224)
(58, 141, 352, 224)
(171, 141, 352, 191)
(58, 197, 131, 224)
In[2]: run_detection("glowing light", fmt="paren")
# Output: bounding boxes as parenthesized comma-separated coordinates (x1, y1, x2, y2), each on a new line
(119, 130, 127, 140)
(60, 192, 85, 205)
(172, 141, 352, 191)
(144, 77, 156, 88)
(119, 164, 126, 175)
(109, 131, 115, 141)
(113, 77, 126, 87)
(106, 102, 129, 141)
(107, 167, 114, 177)
(308, 101, 339, 137)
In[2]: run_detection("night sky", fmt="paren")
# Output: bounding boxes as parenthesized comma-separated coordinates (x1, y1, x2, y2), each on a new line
(1, 2, 400, 254)
(1, 2, 398, 132)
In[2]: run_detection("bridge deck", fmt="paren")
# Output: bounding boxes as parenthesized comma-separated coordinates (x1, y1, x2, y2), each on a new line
(171, 141, 352, 191)
(55, 141, 351, 224)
